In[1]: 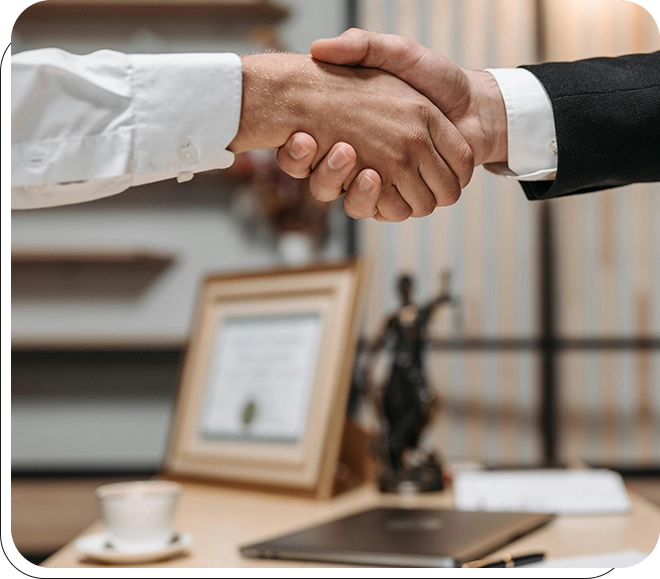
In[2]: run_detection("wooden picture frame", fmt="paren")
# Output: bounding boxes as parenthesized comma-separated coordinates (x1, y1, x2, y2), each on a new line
(165, 261, 366, 498)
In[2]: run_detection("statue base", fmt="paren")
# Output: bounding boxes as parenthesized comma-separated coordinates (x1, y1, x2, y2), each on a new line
(378, 451, 444, 494)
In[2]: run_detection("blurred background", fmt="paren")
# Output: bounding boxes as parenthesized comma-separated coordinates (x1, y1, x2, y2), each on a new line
(10, 0, 660, 564)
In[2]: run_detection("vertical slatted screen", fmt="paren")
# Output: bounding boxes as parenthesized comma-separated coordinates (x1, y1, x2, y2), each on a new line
(356, 0, 659, 466)
(358, 0, 543, 464)
(541, 0, 660, 466)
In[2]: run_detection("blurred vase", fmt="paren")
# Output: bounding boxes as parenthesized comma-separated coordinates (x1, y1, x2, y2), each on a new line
(277, 232, 315, 266)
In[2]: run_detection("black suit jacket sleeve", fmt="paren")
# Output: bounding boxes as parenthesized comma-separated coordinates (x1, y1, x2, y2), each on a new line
(517, 51, 660, 200)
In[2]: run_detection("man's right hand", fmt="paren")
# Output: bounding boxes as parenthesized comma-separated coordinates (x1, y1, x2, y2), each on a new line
(276, 133, 383, 220)
(229, 52, 473, 221)
(277, 29, 510, 216)
(310, 29, 508, 169)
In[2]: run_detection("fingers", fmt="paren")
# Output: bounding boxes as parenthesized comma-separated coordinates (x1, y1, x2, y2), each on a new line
(374, 185, 413, 222)
(309, 142, 358, 202)
(345, 169, 437, 221)
(279, 137, 386, 219)
(396, 170, 444, 217)
(427, 112, 474, 192)
(377, 121, 471, 215)
(276, 132, 318, 178)
(343, 169, 381, 219)
(279, 128, 467, 220)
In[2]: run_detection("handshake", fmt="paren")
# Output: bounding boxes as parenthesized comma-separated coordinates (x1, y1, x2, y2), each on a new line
(228, 28, 508, 222)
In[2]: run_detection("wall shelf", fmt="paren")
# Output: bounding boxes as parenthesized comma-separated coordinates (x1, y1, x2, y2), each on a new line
(11, 337, 187, 350)
(17, 0, 289, 23)
(11, 247, 176, 267)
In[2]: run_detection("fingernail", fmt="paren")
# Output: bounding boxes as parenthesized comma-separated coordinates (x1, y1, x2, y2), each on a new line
(288, 137, 310, 161)
(328, 147, 350, 170)
(359, 173, 375, 191)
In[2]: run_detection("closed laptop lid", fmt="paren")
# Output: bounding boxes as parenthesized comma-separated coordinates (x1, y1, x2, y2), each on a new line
(241, 507, 554, 567)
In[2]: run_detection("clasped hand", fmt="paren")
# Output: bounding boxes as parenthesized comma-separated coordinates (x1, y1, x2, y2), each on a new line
(263, 28, 507, 222)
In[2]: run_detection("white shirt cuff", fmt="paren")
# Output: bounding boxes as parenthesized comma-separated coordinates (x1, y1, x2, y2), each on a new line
(483, 67, 557, 182)
(129, 52, 242, 186)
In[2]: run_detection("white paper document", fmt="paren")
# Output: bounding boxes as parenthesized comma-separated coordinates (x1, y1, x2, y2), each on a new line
(200, 313, 323, 443)
(527, 549, 649, 568)
(454, 469, 631, 514)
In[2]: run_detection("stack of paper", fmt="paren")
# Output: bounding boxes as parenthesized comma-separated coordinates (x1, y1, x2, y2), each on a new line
(453, 469, 631, 514)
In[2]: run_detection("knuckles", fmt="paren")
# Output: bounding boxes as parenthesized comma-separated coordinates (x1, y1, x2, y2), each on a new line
(401, 36, 419, 52)
(406, 126, 432, 151)
(382, 200, 413, 222)
(412, 195, 437, 218)
(407, 98, 434, 124)
(440, 180, 462, 206)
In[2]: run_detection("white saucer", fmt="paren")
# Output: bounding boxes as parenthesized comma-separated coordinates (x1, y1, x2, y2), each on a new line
(73, 532, 192, 565)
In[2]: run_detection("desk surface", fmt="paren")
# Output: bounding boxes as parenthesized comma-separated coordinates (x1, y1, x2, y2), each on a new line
(43, 481, 660, 568)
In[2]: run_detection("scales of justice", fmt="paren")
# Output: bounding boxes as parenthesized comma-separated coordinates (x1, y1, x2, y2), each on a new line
(358, 271, 463, 494)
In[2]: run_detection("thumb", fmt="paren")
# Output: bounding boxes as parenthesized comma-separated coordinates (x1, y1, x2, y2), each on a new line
(311, 28, 381, 67)
(311, 28, 470, 117)
(311, 28, 415, 71)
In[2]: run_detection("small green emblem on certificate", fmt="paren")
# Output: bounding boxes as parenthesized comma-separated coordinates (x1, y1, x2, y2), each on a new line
(242, 399, 257, 427)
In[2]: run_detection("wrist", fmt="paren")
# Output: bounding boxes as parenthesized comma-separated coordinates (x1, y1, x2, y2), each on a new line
(229, 54, 305, 153)
(462, 70, 508, 166)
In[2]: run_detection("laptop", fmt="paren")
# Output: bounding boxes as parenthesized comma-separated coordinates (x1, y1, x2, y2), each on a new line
(240, 507, 554, 567)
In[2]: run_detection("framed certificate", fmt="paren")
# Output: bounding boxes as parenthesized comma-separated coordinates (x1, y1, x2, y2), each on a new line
(165, 261, 366, 498)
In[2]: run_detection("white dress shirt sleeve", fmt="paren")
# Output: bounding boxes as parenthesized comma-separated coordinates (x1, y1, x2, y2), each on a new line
(11, 48, 242, 209)
(482, 67, 558, 182)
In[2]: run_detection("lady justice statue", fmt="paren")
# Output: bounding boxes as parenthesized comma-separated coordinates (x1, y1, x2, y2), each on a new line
(365, 271, 461, 493)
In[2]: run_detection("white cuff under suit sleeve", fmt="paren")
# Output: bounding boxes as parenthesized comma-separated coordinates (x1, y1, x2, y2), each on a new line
(483, 67, 558, 182)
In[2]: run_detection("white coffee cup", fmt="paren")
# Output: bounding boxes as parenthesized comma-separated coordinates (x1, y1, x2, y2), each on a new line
(96, 480, 181, 552)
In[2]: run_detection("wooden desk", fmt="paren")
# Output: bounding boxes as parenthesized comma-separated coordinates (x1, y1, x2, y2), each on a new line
(43, 482, 660, 568)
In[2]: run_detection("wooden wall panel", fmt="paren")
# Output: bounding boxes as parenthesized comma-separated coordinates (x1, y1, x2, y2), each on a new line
(356, 0, 659, 466)
(357, 0, 541, 464)
(560, 351, 660, 465)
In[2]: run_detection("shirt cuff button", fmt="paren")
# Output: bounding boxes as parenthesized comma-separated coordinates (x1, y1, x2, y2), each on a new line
(176, 171, 194, 183)
(179, 136, 199, 164)
(548, 139, 558, 156)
